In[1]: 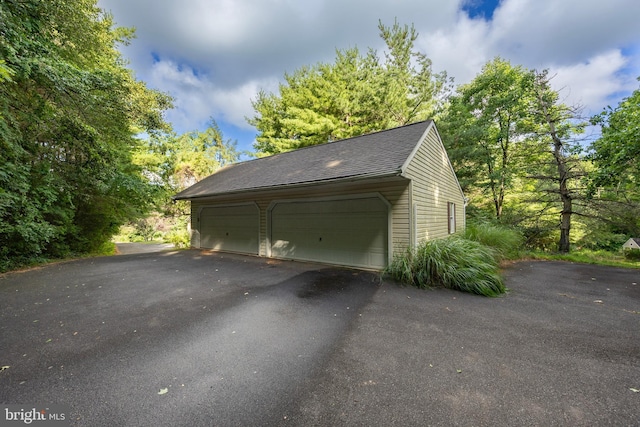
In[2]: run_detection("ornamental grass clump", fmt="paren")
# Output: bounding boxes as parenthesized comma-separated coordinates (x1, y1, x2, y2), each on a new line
(463, 222, 524, 261)
(386, 236, 506, 297)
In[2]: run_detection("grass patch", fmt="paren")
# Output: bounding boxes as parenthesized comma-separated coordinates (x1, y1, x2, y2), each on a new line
(528, 249, 640, 269)
(1, 242, 118, 274)
(0, 256, 51, 274)
(386, 236, 506, 297)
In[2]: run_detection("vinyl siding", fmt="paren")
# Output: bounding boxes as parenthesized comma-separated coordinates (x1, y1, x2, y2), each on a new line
(188, 177, 410, 265)
(623, 238, 640, 250)
(403, 124, 466, 244)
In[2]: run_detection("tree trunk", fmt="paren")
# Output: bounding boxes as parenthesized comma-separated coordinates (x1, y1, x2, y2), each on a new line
(549, 112, 572, 253)
(535, 73, 572, 253)
(558, 171, 572, 253)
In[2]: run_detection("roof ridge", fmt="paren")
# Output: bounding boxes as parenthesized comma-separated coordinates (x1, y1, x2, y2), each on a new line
(238, 120, 432, 164)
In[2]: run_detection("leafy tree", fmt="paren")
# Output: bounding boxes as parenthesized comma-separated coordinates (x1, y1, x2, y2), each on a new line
(439, 58, 539, 220)
(590, 79, 640, 196)
(0, 60, 11, 82)
(440, 60, 590, 252)
(578, 81, 640, 246)
(128, 120, 239, 246)
(171, 122, 239, 188)
(136, 119, 239, 203)
(0, 0, 171, 270)
(249, 20, 449, 155)
(576, 196, 639, 250)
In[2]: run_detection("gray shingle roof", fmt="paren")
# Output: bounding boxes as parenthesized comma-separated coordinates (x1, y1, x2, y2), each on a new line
(173, 120, 432, 200)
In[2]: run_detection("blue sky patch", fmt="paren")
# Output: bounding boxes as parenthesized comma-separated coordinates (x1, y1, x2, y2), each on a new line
(462, 0, 501, 20)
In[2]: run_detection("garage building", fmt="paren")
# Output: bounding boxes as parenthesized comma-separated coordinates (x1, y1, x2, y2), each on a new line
(173, 120, 465, 270)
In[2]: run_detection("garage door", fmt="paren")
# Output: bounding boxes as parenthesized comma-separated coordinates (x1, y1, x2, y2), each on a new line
(270, 197, 388, 269)
(200, 204, 259, 254)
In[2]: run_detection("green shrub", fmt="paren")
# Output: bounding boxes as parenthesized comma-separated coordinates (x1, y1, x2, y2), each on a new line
(624, 248, 640, 261)
(521, 225, 558, 251)
(0, 256, 48, 273)
(165, 215, 190, 248)
(463, 222, 524, 260)
(93, 240, 117, 256)
(579, 231, 628, 251)
(167, 228, 190, 248)
(386, 236, 506, 297)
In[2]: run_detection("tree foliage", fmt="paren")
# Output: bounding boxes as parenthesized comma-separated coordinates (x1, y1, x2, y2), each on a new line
(582, 81, 640, 244)
(249, 20, 640, 254)
(439, 60, 590, 252)
(123, 120, 239, 247)
(529, 70, 587, 252)
(135, 119, 239, 207)
(249, 20, 450, 155)
(439, 58, 539, 219)
(590, 79, 640, 195)
(0, 0, 172, 269)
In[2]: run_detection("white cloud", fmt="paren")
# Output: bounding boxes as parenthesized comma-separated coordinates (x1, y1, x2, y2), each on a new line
(549, 50, 631, 113)
(102, 0, 462, 85)
(417, 0, 640, 120)
(489, 0, 640, 65)
(148, 59, 278, 132)
(419, 14, 491, 85)
(99, 0, 640, 137)
(212, 79, 280, 127)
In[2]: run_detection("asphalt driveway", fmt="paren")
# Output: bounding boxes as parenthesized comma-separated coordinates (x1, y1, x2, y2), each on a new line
(114, 242, 175, 255)
(0, 250, 638, 426)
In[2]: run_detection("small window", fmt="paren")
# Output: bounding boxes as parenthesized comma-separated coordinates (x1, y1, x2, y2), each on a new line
(448, 202, 456, 234)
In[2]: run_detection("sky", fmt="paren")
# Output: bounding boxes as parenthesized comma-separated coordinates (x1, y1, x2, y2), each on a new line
(98, 0, 640, 155)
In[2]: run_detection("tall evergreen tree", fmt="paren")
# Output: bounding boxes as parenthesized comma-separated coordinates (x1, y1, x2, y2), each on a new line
(249, 20, 449, 155)
(529, 70, 587, 253)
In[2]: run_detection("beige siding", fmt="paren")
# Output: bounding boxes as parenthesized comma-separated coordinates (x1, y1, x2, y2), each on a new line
(188, 177, 410, 265)
(623, 239, 640, 250)
(189, 203, 200, 248)
(403, 124, 466, 245)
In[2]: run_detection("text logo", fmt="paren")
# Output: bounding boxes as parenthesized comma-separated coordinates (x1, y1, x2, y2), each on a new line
(1, 405, 70, 426)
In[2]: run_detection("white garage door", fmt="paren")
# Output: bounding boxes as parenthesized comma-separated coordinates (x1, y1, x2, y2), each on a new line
(200, 204, 259, 254)
(270, 197, 388, 269)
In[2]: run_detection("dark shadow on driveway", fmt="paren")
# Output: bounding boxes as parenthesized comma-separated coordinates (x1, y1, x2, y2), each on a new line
(0, 250, 379, 426)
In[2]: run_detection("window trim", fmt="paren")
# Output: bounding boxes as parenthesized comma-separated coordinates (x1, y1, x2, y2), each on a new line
(448, 202, 456, 234)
